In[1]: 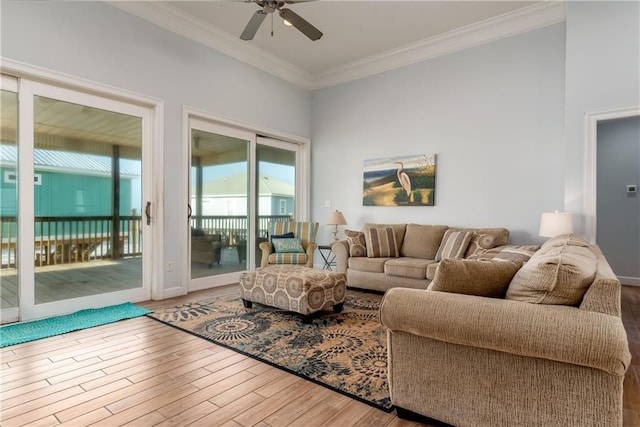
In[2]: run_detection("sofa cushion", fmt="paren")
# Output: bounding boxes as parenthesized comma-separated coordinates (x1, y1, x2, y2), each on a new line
(385, 258, 436, 280)
(366, 227, 400, 258)
(363, 223, 407, 250)
(506, 243, 597, 305)
(267, 253, 308, 265)
(400, 224, 448, 259)
(344, 230, 367, 257)
(428, 258, 523, 297)
(435, 230, 473, 261)
(348, 256, 389, 273)
(272, 238, 305, 253)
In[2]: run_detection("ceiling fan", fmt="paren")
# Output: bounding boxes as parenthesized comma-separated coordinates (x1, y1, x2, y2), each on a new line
(240, 1, 323, 41)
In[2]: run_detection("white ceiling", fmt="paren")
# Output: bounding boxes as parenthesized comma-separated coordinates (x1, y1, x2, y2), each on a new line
(108, 1, 565, 90)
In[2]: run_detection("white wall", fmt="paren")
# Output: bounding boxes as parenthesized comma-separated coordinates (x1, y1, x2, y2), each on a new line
(1, 0, 311, 291)
(564, 1, 640, 236)
(311, 24, 566, 245)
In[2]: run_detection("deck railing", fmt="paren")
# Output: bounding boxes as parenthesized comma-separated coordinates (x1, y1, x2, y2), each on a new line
(1, 214, 293, 268)
(1, 215, 142, 268)
(189, 214, 293, 246)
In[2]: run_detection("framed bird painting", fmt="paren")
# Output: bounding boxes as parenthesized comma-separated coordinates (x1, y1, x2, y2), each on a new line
(362, 154, 436, 206)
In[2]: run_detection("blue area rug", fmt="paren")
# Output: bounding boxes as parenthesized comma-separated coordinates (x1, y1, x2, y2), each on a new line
(0, 302, 151, 348)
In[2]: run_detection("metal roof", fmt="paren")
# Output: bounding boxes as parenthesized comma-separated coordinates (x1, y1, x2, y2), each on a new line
(0, 145, 138, 177)
(202, 172, 294, 197)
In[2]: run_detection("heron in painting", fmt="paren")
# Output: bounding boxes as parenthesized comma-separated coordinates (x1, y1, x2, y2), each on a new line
(393, 161, 413, 202)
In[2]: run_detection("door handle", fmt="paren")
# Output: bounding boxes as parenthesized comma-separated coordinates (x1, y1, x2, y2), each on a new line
(145, 201, 151, 225)
(188, 204, 192, 220)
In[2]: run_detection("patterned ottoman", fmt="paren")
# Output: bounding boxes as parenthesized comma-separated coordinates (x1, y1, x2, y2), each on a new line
(239, 265, 347, 322)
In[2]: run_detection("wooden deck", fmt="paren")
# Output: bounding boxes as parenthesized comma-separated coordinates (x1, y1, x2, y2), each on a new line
(0, 248, 251, 309)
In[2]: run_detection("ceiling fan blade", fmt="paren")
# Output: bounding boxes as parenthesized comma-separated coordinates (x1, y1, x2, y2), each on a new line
(240, 10, 267, 40)
(278, 8, 323, 41)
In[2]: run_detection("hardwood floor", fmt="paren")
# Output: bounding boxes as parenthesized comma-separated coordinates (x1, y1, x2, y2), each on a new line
(1, 286, 639, 426)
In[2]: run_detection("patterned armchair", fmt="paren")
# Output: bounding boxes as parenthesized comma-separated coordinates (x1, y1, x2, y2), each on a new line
(259, 221, 318, 268)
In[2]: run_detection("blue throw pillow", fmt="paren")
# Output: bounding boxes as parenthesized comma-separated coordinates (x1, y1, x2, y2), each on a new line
(270, 232, 294, 243)
(272, 238, 305, 253)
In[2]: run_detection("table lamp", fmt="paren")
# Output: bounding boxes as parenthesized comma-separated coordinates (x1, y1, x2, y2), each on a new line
(327, 210, 347, 242)
(539, 211, 574, 237)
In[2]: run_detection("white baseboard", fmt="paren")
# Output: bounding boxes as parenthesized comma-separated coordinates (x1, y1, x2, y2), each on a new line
(619, 276, 640, 286)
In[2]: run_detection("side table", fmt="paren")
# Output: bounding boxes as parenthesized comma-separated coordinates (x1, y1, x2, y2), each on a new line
(318, 244, 337, 271)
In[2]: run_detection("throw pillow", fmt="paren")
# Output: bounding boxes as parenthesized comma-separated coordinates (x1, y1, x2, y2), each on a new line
(366, 227, 399, 258)
(270, 232, 295, 243)
(464, 233, 498, 258)
(484, 245, 540, 264)
(541, 234, 590, 250)
(272, 238, 305, 254)
(428, 258, 523, 297)
(345, 230, 367, 257)
(435, 230, 473, 261)
(506, 244, 597, 305)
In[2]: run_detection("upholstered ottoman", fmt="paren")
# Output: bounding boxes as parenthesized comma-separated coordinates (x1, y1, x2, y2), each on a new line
(239, 265, 347, 322)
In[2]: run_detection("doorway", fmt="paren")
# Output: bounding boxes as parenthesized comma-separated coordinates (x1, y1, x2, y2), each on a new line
(596, 116, 640, 285)
(585, 107, 640, 286)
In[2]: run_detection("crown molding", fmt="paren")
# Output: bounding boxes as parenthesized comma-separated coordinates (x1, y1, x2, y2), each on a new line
(312, 2, 566, 90)
(106, 1, 565, 91)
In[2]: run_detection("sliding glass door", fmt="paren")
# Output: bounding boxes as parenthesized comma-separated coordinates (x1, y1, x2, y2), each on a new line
(187, 119, 303, 289)
(255, 138, 298, 268)
(188, 119, 252, 290)
(0, 76, 19, 323)
(2, 76, 153, 322)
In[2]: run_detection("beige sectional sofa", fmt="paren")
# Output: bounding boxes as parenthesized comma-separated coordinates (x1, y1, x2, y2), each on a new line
(380, 235, 631, 426)
(331, 223, 513, 292)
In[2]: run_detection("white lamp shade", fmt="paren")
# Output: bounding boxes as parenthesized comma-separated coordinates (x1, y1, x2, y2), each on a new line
(539, 212, 574, 237)
(326, 210, 347, 226)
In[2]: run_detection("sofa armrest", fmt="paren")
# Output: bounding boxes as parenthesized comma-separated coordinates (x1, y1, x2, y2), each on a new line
(331, 240, 349, 274)
(380, 288, 630, 376)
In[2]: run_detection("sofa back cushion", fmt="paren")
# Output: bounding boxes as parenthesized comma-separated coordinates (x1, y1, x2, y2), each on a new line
(400, 224, 448, 259)
(506, 237, 597, 305)
(428, 258, 523, 297)
(365, 227, 399, 258)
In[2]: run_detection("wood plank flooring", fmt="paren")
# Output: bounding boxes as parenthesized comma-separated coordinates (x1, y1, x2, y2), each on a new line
(1, 286, 639, 427)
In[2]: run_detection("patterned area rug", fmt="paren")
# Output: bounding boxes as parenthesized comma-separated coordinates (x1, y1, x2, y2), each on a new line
(147, 292, 392, 411)
(0, 302, 151, 348)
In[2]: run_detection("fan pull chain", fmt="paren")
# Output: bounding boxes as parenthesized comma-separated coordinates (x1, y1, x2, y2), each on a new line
(271, 13, 274, 37)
